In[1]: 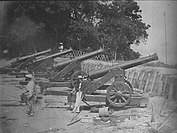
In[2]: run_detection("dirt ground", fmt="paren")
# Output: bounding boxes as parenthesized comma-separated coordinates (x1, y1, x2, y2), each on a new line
(0, 73, 177, 133)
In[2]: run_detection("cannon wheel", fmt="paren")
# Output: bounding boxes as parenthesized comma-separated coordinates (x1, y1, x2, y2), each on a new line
(71, 70, 88, 89)
(106, 81, 132, 108)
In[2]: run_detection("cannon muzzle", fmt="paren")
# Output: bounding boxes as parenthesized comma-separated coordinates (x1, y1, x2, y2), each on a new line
(88, 53, 158, 79)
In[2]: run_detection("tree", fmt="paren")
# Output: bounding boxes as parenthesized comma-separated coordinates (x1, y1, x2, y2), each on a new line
(4, 1, 150, 60)
(7, 14, 43, 56)
(64, 0, 150, 60)
(95, 0, 150, 60)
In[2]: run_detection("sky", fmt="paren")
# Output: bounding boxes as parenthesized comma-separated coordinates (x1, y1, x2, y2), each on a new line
(131, 1, 177, 65)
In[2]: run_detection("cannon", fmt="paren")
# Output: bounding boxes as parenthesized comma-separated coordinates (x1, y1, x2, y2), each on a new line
(0, 49, 52, 74)
(9, 48, 73, 76)
(17, 49, 52, 63)
(11, 48, 52, 68)
(48, 48, 104, 81)
(19, 48, 104, 87)
(68, 53, 158, 108)
(28, 48, 73, 72)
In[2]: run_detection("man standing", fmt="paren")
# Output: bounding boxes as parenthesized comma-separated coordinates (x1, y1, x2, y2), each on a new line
(72, 75, 85, 113)
(58, 42, 64, 52)
(3, 49, 8, 58)
(24, 74, 37, 116)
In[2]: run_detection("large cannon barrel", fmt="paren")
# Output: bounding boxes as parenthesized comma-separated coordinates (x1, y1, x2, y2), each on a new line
(88, 53, 158, 80)
(53, 48, 104, 70)
(17, 49, 51, 62)
(33, 48, 73, 63)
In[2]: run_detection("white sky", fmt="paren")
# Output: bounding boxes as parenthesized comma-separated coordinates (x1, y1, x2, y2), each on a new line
(131, 1, 177, 65)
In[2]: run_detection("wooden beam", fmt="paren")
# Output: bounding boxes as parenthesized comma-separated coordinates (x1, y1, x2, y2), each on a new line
(150, 71, 158, 93)
(139, 71, 147, 90)
(144, 73, 151, 93)
(19, 80, 72, 88)
(130, 70, 135, 85)
(166, 77, 176, 100)
(45, 89, 148, 107)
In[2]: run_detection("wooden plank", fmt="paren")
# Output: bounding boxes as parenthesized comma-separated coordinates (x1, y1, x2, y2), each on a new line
(46, 89, 148, 107)
(156, 81, 163, 96)
(135, 71, 142, 88)
(162, 76, 168, 97)
(125, 70, 129, 78)
(153, 74, 163, 95)
(159, 74, 163, 81)
(168, 83, 174, 100)
(127, 70, 133, 81)
(166, 77, 176, 100)
(45, 90, 70, 96)
(144, 72, 151, 93)
(132, 71, 138, 87)
(19, 80, 72, 88)
(150, 71, 158, 93)
(130, 70, 135, 85)
(137, 71, 142, 80)
(139, 71, 147, 90)
(79, 94, 147, 107)
(175, 84, 177, 100)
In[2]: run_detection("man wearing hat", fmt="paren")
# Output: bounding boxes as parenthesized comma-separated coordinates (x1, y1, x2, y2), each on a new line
(72, 75, 88, 113)
(58, 42, 64, 52)
(23, 74, 36, 116)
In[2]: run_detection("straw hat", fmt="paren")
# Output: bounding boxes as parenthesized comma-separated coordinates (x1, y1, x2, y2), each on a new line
(25, 74, 33, 79)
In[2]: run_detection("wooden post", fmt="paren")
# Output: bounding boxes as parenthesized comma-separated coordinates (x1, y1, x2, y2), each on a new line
(130, 70, 135, 85)
(137, 70, 142, 80)
(166, 77, 175, 100)
(139, 71, 146, 90)
(155, 74, 163, 95)
(158, 81, 164, 96)
(168, 83, 174, 100)
(162, 76, 168, 97)
(144, 72, 151, 93)
(125, 70, 129, 78)
(134, 71, 141, 89)
(127, 70, 131, 79)
(127, 70, 133, 81)
(150, 71, 158, 93)
(159, 74, 163, 81)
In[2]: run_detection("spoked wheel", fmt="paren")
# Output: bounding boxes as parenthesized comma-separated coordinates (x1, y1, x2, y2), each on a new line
(71, 70, 88, 90)
(106, 81, 132, 108)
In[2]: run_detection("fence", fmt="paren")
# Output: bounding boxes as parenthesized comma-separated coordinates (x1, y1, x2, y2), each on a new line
(60, 50, 110, 62)
(125, 69, 177, 100)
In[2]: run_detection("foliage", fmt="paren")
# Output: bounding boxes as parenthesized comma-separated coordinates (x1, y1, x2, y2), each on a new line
(96, 0, 150, 60)
(4, 0, 150, 60)
(8, 15, 42, 43)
